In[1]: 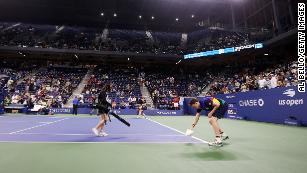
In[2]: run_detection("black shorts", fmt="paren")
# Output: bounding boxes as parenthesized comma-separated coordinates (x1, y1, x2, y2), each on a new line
(138, 105, 147, 110)
(97, 104, 110, 115)
(213, 103, 228, 119)
(98, 108, 109, 114)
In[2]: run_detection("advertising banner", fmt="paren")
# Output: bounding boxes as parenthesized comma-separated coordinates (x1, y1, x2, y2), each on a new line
(184, 86, 307, 126)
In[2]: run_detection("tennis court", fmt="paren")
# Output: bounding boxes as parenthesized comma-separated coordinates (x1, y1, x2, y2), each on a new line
(0, 114, 306, 173)
(0, 115, 204, 143)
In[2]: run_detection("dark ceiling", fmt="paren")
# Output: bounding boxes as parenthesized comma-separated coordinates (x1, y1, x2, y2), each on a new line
(0, 0, 244, 32)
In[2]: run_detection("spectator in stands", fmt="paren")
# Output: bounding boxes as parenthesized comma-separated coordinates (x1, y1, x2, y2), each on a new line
(26, 98, 34, 114)
(17, 95, 26, 104)
(131, 96, 137, 108)
(173, 96, 180, 110)
(120, 101, 126, 109)
(270, 74, 278, 88)
(4, 96, 11, 106)
(240, 83, 249, 92)
(128, 96, 133, 109)
(39, 105, 51, 115)
(2, 58, 303, 112)
(50, 99, 60, 108)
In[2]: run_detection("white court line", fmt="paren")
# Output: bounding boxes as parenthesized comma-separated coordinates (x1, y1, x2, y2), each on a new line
(0, 141, 203, 144)
(49, 116, 70, 119)
(146, 117, 208, 144)
(0, 132, 186, 137)
(8, 117, 70, 134)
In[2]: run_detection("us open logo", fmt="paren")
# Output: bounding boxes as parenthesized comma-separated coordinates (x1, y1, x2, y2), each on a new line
(283, 89, 296, 97)
(279, 88, 304, 106)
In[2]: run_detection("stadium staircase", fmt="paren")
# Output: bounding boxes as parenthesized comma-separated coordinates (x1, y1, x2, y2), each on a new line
(101, 28, 109, 41)
(140, 85, 154, 109)
(64, 68, 93, 108)
(145, 31, 154, 43)
(181, 33, 187, 47)
(99, 28, 109, 50)
(2, 23, 21, 31)
(200, 78, 217, 96)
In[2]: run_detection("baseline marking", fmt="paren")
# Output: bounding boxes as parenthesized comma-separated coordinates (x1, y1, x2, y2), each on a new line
(9, 117, 70, 134)
(146, 117, 208, 143)
(0, 132, 186, 137)
(0, 141, 203, 144)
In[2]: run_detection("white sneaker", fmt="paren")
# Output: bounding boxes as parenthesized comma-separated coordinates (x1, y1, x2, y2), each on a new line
(99, 131, 108, 137)
(92, 128, 99, 136)
(208, 138, 223, 147)
(221, 132, 229, 141)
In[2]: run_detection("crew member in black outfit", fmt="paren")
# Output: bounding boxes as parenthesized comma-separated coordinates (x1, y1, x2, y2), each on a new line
(91, 84, 112, 137)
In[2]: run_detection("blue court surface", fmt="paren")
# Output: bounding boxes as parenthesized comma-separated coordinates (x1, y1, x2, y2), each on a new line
(1, 114, 307, 173)
(0, 115, 205, 143)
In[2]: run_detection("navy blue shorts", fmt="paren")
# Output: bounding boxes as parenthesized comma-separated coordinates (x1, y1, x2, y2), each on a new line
(213, 103, 228, 119)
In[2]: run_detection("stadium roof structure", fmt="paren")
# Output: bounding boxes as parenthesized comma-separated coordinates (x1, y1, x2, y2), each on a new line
(0, 0, 242, 32)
